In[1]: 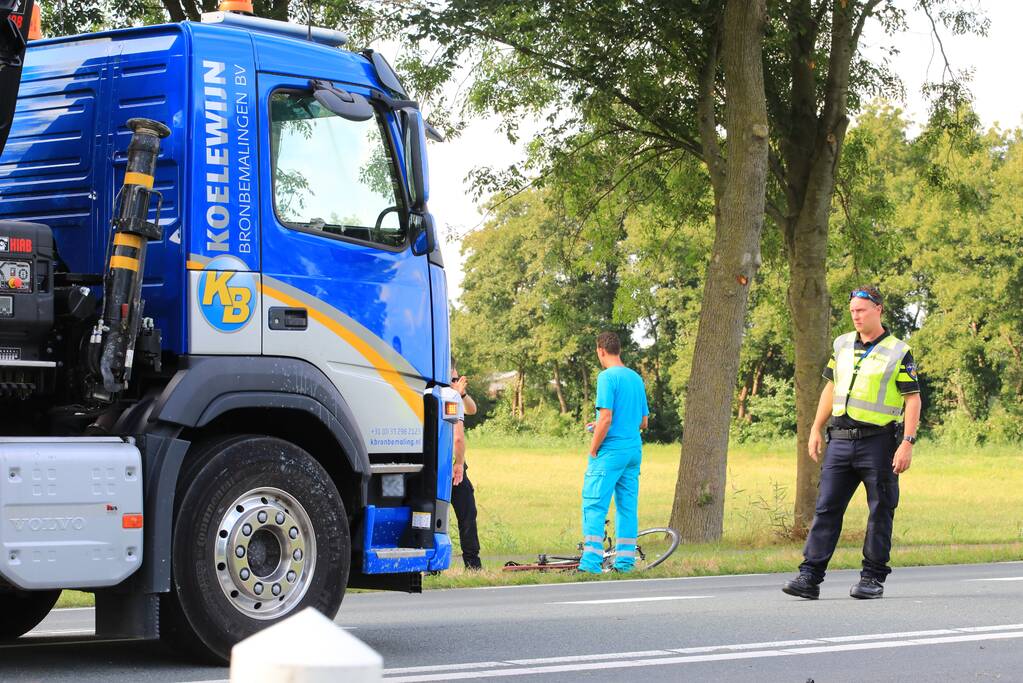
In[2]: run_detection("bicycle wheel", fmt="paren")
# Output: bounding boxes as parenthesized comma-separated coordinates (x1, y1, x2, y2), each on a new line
(605, 527, 680, 571)
(635, 527, 680, 570)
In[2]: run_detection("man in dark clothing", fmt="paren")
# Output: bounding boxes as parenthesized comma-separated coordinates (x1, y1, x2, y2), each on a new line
(783, 285, 922, 600)
(450, 360, 482, 570)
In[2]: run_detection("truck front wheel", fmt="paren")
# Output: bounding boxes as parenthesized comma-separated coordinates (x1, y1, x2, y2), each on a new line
(161, 435, 350, 662)
(0, 589, 60, 639)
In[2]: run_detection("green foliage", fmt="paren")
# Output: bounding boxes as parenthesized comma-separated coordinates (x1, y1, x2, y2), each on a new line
(468, 400, 586, 447)
(732, 377, 797, 444)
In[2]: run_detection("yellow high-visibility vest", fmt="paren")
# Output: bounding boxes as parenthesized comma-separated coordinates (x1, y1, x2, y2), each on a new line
(832, 332, 909, 426)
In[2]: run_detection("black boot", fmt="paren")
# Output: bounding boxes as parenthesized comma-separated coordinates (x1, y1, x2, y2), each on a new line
(850, 577, 884, 599)
(782, 574, 820, 600)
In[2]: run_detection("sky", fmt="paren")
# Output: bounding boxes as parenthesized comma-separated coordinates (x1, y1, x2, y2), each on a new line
(425, 2, 1023, 303)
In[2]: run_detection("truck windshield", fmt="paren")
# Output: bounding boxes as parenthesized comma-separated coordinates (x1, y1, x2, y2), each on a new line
(269, 91, 406, 248)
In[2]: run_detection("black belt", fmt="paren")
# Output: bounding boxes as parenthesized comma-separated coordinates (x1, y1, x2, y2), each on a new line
(827, 424, 898, 440)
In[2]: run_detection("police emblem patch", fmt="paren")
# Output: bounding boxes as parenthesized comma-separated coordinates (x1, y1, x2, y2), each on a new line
(906, 362, 918, 380)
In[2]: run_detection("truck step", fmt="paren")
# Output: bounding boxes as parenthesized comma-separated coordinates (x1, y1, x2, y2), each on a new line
(369, 463, 423, 474)
(371, 548, 427, 559)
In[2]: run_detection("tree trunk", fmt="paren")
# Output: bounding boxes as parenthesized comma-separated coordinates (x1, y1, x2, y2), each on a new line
(737, 382, 750, 422)
(513, 368, 525, 419)
(752, 356, 767, 396)
(954, 378, 974, 420)
(553, 362, 568, 414)
(788, 116, 848, 535)
(786, 1, 861, 537)
(515, 368, 523, 417)
(670, 0, 769, 542)
(788, 205, 834, 535)
(579, 362, 590, 405)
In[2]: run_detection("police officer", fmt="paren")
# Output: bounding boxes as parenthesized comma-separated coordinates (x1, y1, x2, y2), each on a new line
(783, 286, 921, 599)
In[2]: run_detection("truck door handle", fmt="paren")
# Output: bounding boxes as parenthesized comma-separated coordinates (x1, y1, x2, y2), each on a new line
(268, 307, 308, 330)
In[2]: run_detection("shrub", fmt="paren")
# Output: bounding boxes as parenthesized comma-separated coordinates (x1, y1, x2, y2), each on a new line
(732, 376, 797, 443)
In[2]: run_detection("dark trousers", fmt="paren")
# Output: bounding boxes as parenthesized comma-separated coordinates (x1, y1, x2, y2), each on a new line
(800, 431, 900, 583)
(451, 464, 482, 569)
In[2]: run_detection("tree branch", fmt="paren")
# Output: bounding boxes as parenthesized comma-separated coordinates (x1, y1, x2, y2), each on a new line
(765, 200, 787, 229)
(920, 0, 956, 82)
(852, 0, 885, 51)
(769, 146, 796, 209)
(402, 3, 699, 155)
(161, 0, 187, 23)
(697, 11, 726, 202)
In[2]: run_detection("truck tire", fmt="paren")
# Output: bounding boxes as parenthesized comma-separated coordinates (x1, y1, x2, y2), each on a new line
(161, 434, 350, 663)
(0, 589, 60, 640)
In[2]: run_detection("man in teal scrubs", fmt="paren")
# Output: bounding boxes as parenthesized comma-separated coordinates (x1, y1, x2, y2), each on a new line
(579, 331, 649, 573)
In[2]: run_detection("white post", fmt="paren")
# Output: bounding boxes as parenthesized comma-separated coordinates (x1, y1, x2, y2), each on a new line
(230, 607, 382, 682)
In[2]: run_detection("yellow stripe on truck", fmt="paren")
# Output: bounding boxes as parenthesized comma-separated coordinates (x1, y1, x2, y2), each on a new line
(123, 172, 154, 189)
(110, 255, 140, 271)
(113, 233, 143, 249)
(260, 283, 425, 423)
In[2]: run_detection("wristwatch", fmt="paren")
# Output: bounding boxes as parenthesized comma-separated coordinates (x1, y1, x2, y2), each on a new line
(903, 435, 917, 445)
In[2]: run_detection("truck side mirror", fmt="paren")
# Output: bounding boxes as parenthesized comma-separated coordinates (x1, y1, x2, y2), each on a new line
(411, 212, 437, 257)
(311, 80, 374, 122)
(424, 121, 445, 143)
(367, 50, 408, 98)
(402, 109, 429, 212)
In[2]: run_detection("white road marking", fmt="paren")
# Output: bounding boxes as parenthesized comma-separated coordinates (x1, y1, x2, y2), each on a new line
(967, 576, 1023, 582)
(385, 662, 513, 675)
(548, 595, 713, 605)
(957, 623, 1023, 632)
(508, 650, 672, 666)
(380, 624, 1023, 681)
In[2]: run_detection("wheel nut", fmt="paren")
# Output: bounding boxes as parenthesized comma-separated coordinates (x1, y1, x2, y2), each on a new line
(289, 527, 299, 539)
(235, 546, 245, 558)
(242, 523, 252, 536)
(272, 583, 282, 596)
(287, 570, 296, 582)
(293, 549, 303, 561)
(257, 511, 268, 523)
(276, 512, 285, 524)
(254, 582, 263, 595)
(239, 568, 250, 580)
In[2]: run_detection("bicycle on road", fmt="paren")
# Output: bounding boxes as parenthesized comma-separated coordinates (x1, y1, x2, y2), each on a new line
(502, 520, 680, 573)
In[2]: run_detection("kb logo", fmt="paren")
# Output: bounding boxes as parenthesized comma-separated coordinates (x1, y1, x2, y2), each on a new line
(197, 255, 256, 332)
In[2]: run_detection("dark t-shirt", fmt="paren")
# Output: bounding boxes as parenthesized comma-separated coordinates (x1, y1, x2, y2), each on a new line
(823, 329, 920, 429)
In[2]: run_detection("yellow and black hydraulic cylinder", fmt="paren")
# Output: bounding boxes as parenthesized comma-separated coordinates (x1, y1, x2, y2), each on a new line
(93, 117, 170, 398)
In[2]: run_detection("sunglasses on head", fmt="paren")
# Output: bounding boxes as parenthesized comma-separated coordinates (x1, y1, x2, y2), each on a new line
(850, 290, 881, 305)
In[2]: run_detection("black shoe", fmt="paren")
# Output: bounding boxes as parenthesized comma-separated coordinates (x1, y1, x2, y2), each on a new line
(850, 577, 884, 599)
(782, 574, 820, 600)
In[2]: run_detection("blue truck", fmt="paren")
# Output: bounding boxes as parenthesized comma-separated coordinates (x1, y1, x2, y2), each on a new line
(0, 0, 458, 661)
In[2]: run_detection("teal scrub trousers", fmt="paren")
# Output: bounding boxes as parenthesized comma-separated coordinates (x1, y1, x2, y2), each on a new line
(579, 448, 641, 573)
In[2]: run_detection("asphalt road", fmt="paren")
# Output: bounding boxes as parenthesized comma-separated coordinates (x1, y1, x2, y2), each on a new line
(2, 561, 1022, 682)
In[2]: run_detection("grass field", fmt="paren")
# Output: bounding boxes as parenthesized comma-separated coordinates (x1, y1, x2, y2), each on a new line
(55, 439, 1023, 607)
(425, 438, 1023, 588)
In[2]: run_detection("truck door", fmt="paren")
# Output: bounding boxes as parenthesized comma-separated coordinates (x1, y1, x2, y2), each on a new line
(258, 74, 432, 455)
